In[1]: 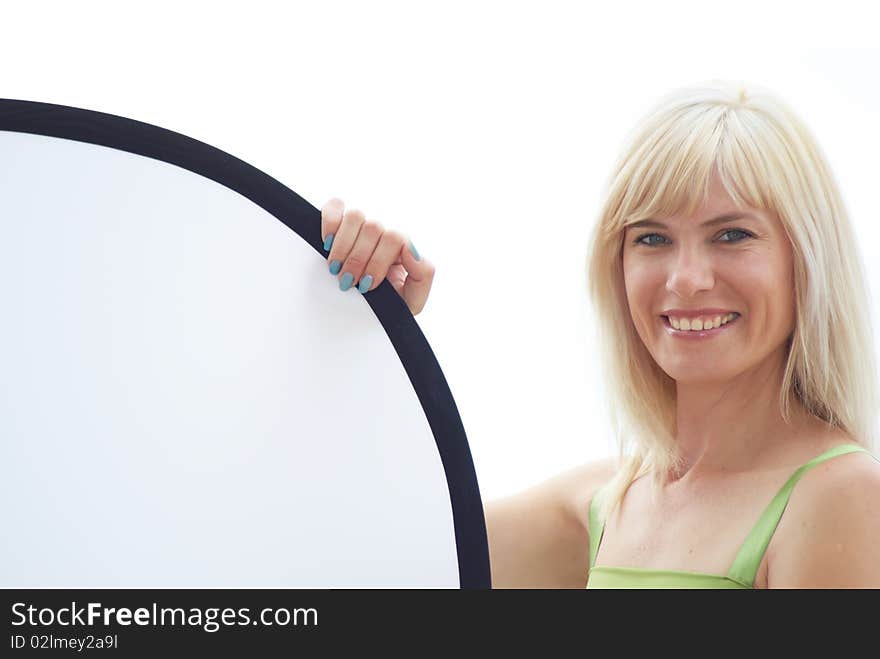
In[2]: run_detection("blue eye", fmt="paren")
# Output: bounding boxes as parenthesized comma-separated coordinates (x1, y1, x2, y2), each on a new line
(633, 233, 667, 246)
(718, 228, 753, 242)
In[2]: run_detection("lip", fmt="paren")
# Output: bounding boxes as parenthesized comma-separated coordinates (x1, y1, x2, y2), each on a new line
(660, 312, 740, 339)
(660, 308, 738, 316)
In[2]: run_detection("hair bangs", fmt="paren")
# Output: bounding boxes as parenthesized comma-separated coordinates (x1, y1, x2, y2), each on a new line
(612, 106, 723, 232)
(611, 105, 786, 236)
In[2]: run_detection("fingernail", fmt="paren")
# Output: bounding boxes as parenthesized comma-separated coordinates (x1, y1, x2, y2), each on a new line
(323, 233, 334, 252)
(357, 275, 373, 294)
(340, 272, 354, 291)
(329, 260, 342, 275)
(408, 241, 421, 261)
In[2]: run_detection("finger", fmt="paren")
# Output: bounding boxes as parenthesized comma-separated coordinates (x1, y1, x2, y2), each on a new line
(356, 230, 408, 294)
(337, 220, 383, 292)
(326, 207, 365, 278)
(385, 264, 407, 294)
(320, 198, 345, 252)
(400, 240, 435, 315)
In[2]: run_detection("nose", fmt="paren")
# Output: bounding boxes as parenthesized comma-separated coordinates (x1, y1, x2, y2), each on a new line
(665, 245, 715, 299)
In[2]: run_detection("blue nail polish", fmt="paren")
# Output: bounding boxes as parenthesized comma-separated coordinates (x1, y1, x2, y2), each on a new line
(323, 233, 334, 252)
(408, 241, 421, 261)
(340, 272, 354, 291)
(358, 275, 373, 294)
(329, 260, 342, 275)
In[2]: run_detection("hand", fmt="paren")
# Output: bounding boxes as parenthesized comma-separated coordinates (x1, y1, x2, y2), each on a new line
(320, 198, 435, 316)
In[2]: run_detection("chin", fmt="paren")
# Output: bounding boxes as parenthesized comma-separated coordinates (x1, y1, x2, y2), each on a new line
(660, 363, 737, 385)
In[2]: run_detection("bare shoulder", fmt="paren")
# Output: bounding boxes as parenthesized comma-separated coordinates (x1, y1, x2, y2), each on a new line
(540, 456, 621, 529)
(769, 447, 880, 588)
(483, 456, 619, 588)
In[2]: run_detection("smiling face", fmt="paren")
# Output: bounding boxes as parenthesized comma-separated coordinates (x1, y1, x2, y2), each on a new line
(621, 173, 797, 384)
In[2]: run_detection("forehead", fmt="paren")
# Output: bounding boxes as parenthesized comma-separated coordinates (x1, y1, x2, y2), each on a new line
(694, 173, 765, 219)
(626, 174, 777, 231)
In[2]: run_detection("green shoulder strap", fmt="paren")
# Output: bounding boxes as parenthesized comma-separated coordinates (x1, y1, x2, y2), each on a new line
(725, 443, 871, 587)
(588, 483, 609, 570)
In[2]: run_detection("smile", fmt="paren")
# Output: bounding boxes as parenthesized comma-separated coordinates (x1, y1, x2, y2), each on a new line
(660, 312, 741, 339)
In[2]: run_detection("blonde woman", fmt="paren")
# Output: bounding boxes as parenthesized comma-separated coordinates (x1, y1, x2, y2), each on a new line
(319, 80, 880, 589)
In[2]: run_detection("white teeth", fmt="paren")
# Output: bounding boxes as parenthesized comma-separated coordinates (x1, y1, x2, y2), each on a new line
(668, 312, 738, 331)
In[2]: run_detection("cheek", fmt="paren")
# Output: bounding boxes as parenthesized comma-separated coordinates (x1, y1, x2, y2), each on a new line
(621, 259, 641, 315)
(776, 248, 797, 332)
(723, 253, 795, 332)
(776, 268, 797, 333)
(622, 260, 659, 331)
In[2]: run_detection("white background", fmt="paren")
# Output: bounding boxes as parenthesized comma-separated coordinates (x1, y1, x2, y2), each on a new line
(3, 1, 878, 501)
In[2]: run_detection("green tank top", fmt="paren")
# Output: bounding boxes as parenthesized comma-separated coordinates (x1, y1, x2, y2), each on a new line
(586, 443, 873, 589)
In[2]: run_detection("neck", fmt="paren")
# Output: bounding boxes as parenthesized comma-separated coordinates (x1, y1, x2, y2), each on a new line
(668, 342, 816, 487)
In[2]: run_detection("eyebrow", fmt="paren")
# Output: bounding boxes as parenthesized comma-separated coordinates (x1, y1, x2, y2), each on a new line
(626, 212, 760, 230)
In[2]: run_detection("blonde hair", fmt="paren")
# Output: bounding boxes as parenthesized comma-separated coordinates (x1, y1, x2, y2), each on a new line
(586, 79, 879, 522)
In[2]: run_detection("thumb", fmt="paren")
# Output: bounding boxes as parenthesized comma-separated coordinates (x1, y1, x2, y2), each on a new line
(398, 239, 435, 316)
